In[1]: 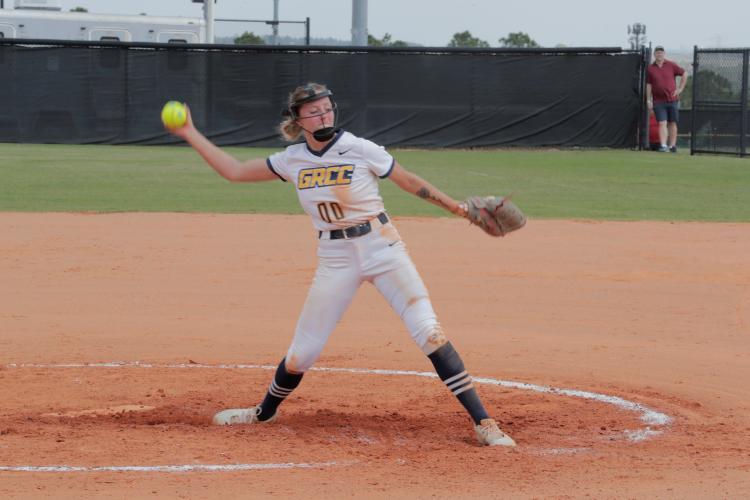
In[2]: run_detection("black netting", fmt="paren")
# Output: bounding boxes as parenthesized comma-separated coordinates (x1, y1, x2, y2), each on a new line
(691, 49, 749, 156)
(0, 41, 643, 148)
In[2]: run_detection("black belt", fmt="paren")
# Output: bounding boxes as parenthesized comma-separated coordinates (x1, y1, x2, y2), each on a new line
(319, 212, 389, 240)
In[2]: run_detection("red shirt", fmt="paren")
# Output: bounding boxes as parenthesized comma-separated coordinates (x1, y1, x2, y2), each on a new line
(647, 60, 685, 103)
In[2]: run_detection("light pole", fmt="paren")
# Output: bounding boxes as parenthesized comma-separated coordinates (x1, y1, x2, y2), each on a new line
(204, 0, 215, 43)
(272, 0, 279, 45)
(351, 0, 367, 46)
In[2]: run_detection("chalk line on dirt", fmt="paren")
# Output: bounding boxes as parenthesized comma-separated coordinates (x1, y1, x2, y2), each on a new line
(5, 360, 672, 439)
(0, 360, 672, 473)
(0, 462, 346, 473)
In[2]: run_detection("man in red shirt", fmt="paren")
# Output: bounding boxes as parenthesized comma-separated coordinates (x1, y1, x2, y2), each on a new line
(646, 46, 688, 152)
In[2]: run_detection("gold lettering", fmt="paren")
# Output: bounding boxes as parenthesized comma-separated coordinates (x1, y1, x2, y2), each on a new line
(311, 168, 326, 187)
(338, 166, 354, 184)
(298, 170, 313, 189)
(324, 167, 338, 184)
(298, 165, 354, 189)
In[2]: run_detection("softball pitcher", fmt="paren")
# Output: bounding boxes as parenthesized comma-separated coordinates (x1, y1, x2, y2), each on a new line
(167, 83, 517, 446)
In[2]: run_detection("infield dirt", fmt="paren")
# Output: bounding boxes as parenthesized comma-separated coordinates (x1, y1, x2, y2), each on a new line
(1, 213, 749, 498)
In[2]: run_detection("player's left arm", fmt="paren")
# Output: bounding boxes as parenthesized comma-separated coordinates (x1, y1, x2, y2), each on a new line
(388, 162, 467, 217)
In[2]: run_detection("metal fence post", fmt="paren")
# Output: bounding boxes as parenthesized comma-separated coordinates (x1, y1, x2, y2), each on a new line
(123, 45, 130, 141)
(639, 46, 649, 150)
(690, 45, 698, 156)
(741, 50, 749, 157)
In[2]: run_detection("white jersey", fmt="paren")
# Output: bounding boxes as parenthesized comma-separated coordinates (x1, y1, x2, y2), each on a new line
(266, 130, 394, 231)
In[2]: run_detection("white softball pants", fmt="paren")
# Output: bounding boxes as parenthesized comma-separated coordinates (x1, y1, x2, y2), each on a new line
(284, 218, 447, 373)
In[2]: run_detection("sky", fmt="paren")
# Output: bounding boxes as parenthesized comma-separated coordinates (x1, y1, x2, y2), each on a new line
(8, 0, 749, 53)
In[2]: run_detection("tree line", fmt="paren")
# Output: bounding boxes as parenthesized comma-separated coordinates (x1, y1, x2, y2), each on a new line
(234, 30, 539, 48)
(62, 12, 537, 48)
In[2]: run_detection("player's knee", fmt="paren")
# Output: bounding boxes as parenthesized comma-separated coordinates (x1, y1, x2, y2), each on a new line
(405, 294, 428, 308)
(424, 324, 449, 353)
(394, 293, 429, 319)
(413, 320, 449, 354)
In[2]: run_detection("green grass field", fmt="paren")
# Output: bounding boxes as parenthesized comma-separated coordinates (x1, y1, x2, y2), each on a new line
(1, 143, 748, 221)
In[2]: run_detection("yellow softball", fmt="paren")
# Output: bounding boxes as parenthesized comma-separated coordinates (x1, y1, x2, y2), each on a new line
(161, 101, 187, 129)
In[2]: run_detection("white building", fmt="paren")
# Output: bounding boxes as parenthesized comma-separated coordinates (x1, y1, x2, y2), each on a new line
(0, 0, 205, 43)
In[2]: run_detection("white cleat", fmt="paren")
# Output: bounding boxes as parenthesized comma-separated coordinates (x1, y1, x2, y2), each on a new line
(212, 405, 277, 426)
(475, 418, 516, 447)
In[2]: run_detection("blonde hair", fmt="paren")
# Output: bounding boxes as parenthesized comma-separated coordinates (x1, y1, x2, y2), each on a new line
(278, 82, 330, 142)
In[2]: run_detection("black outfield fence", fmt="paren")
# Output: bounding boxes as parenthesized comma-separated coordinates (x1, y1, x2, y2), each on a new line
(0, 39, 644, 148)
(690, 47, 750, 156)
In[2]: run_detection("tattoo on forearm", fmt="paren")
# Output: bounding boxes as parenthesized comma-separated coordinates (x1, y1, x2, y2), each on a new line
(416, 186, 450, 210)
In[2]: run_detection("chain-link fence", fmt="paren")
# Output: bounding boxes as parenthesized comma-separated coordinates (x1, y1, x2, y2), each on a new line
(690, 48, 749, 156)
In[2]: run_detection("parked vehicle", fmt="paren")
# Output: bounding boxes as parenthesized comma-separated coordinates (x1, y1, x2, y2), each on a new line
(0, 0, 205, 43)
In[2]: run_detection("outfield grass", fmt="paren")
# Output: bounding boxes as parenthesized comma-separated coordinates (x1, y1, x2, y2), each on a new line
(1, 143, 748, 221)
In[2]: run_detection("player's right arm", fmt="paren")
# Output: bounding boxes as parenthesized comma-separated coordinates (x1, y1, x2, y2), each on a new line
(388, 162, 466, 217)
(168, 106, 277, 183)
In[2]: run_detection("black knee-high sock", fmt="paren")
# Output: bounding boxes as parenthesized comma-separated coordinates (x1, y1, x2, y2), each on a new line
(428, 342, 489, 425)
(257, 358, 304, 421)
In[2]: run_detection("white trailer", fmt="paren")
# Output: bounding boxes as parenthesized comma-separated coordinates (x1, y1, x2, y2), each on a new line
(0, 0, 205, 43)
